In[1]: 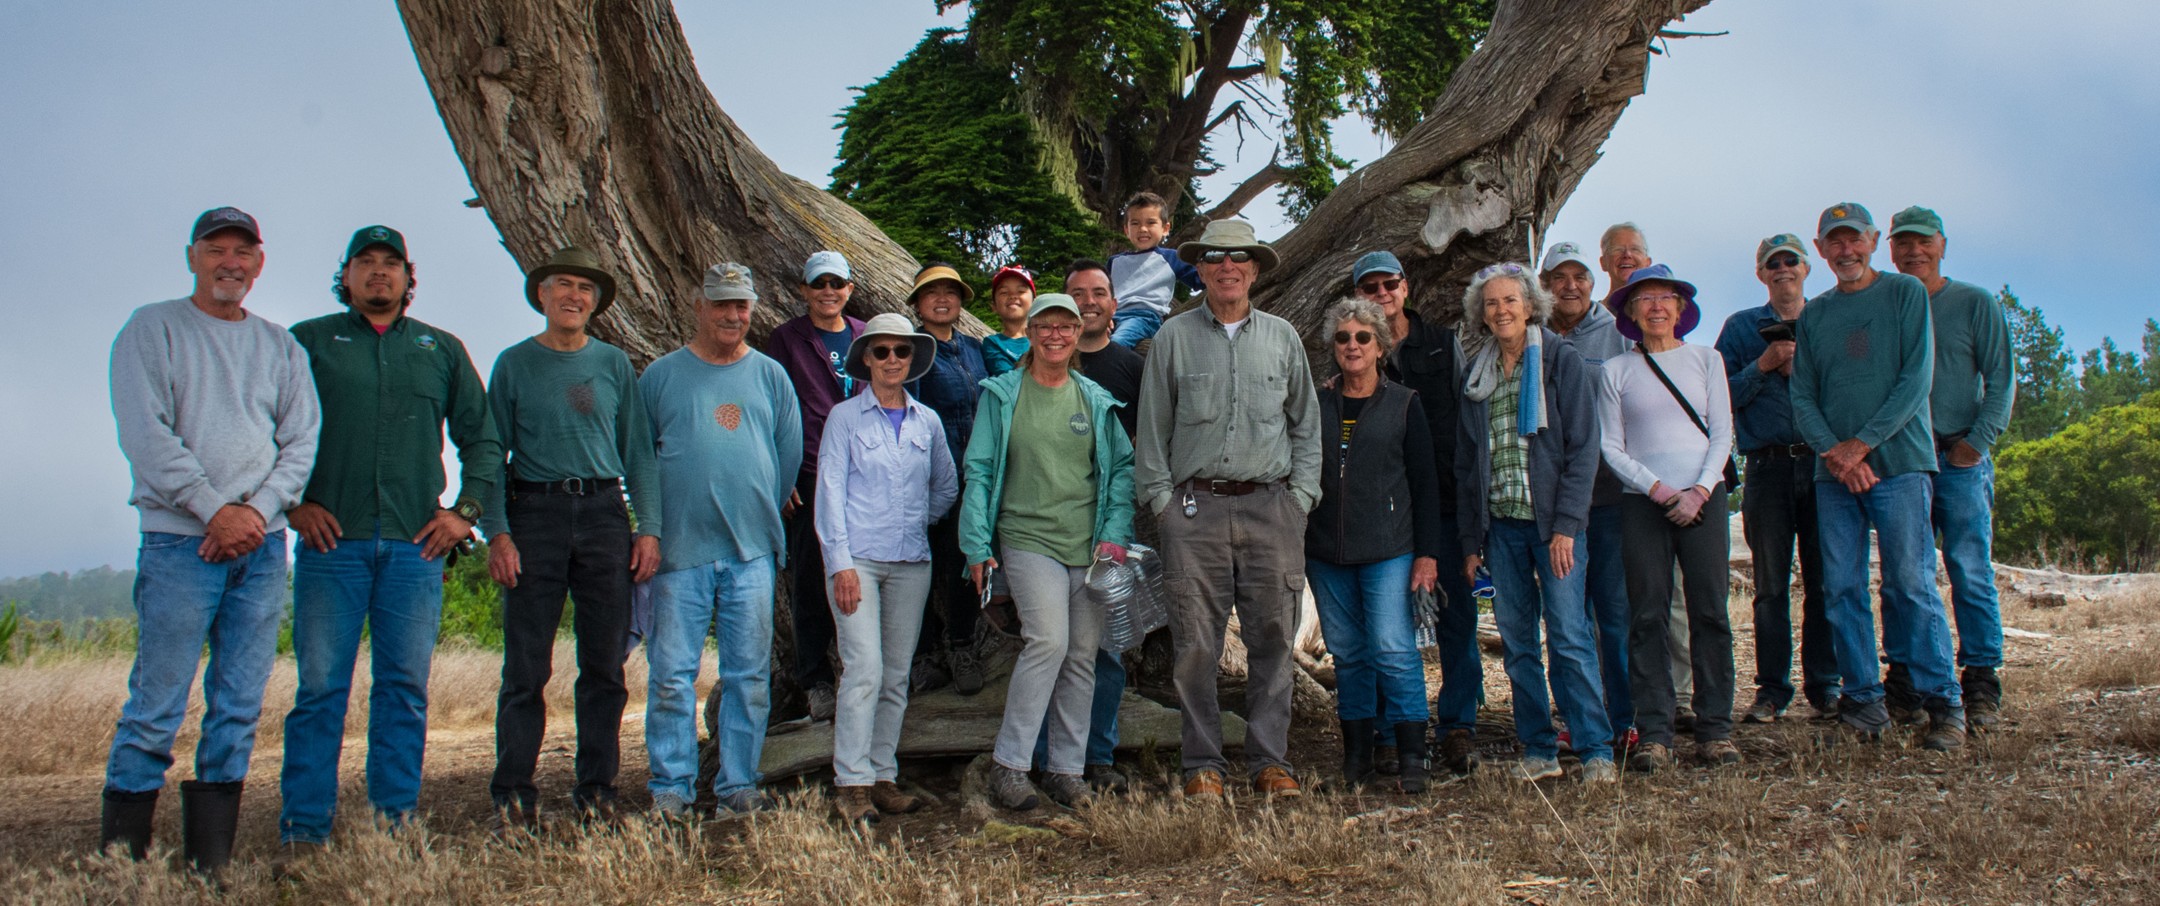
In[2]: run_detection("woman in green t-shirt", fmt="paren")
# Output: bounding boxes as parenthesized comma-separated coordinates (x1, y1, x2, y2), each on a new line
(958, 294, 1135, 812)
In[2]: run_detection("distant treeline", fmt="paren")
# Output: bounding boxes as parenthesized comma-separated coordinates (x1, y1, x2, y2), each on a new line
(0, 566, 137, 621)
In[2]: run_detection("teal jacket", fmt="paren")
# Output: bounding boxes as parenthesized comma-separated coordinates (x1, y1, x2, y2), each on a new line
(958, 370, 1136, 567)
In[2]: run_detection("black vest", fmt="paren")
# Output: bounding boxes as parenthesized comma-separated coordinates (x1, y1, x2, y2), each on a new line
(1308, 380, 1417, 564)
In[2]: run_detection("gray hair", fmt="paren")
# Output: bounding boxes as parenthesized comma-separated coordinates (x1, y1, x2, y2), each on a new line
(1460, 263, 1553, 339)
(1322, 297, 1395, 358)
(1600, 222, 1650, 256)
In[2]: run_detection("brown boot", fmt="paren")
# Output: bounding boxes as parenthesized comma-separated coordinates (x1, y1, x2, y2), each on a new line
(869, 781, 923, 815)
(832, 786, 878, 825)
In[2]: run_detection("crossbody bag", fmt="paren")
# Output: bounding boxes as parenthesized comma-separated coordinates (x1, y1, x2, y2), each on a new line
(1638, 348, 1740, 491)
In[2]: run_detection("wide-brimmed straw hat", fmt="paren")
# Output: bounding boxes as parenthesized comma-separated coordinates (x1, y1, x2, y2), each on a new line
(1604, 263, 1701, 342)
(844, 312, 936, 383)
(907, 265, 975, 303)
(524, 246, 618, 316)
(1176, 219, 1279, 272)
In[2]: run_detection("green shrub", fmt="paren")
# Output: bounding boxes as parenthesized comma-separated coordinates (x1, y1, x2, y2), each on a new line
(1996, 393, 2160, 571)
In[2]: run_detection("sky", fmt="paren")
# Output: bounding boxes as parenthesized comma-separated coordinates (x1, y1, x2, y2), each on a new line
(2, 0, 2155, 578)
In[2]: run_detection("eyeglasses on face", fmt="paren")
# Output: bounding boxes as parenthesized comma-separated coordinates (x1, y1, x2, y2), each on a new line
(1333, 330, 1376, 346)
(1763, 254, 1802, 271)
(1198, 250, 1253, 264)
(1029, 322, 1079, 336)
(1631, 292, 1682, 306)
(868, 344, 913, 361)
(807, 277, 849, 290)
(1357, 277, 1403, 295)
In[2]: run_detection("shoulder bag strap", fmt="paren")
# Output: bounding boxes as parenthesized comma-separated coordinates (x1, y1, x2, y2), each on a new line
(1638, 349, 1710, 440)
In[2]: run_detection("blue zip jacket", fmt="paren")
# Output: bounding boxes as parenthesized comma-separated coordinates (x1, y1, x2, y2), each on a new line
(957, 370, 1136, 567)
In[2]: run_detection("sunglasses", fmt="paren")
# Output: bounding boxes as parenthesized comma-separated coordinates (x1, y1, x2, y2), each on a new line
(1763, 254, 1802, 271)
(807, 277, 849, 290)
(868, 344, 913, 361)
(1357, 277, 1403, 295)
(1333, 330, 1376, 346)
(1198, 250, 1254, 264)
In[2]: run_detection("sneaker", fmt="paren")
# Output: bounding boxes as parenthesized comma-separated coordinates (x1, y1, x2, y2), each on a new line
(1580, 758, 1618, 785)
(869, 781, 923, 814)
(1182, 769, 1225, 804)
(1512, 757, 1563, 782)
(833, 786, 877, 825)
(1837, 699, 1891, 742)
(949, 645, 985, 697)
(1618, 726, 1641, 754)
(1555, 729, 1572, 755)
(490, 801, 538, 838)
(1699, 738, 1741, 766)
(1084, 763, 1130, 793)
(989, 765, 1040, 811)
(716, 788, 774, 815)
(1741, 697, 1785, 724)
(649, 792, 695, 822)
(1809, 697, 1847, 723)
(1041, 772, 1092, 807)
(806, 682, 837, 722)
(909, 654, 952, 694)
(1252, 765, 1303, 799)
(1627, 742, 1671, 773)
(1437, 728, 1478, 776)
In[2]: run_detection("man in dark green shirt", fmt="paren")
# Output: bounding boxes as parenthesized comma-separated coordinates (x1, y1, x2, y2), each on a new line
(279, 226, 498, 853)
(1790, 203, 1964, 751)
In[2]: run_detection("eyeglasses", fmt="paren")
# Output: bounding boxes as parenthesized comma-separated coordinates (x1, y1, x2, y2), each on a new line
(1198, 250, 1253, 264)
(868, 345, 913, 361)
(1356, 277, 1403, 295)
(1631, 292, 1682, 305)
(1029, 322, 1079, 336)
(1474, 262, 1527, 280)
(807, 277, 849, 290)
(1763, 254, 1802, 271)
(1333, 330, 1376, 346)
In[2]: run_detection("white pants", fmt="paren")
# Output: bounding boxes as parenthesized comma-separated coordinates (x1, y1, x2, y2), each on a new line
(827, 559, 933, 787)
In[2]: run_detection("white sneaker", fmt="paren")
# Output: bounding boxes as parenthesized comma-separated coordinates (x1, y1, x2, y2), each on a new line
(1512, 756, 1562, 782)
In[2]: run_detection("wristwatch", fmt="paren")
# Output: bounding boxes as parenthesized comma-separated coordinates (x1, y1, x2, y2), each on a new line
(451, 499, 483, 523)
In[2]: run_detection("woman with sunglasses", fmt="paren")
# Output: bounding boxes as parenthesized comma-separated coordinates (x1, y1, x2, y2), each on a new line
(1455, 262, 1617, 785)
(1596, 264, 1737, 773)
(959, 294, 1135, 811)
(816, 313, 959, 824)
(1307, 298, 1444, 793)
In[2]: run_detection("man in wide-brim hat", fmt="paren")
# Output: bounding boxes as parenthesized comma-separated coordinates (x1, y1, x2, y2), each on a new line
(523, 246, 619, 317)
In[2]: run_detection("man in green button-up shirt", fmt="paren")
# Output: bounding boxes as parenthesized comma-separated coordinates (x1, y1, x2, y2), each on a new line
(278, 225, 499, 852)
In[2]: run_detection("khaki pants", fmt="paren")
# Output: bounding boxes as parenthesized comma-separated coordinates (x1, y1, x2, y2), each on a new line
(1160, 483, 1305, 779)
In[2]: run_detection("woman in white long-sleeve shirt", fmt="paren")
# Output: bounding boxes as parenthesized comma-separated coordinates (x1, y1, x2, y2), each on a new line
(1595, 264, 1737, 773)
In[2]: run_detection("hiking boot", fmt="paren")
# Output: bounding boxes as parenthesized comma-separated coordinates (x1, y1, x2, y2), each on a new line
(491, 800, 538, 837)
(1182, 769, 1225, 804)
(870, 781, 924, 815)
(1580, 758, 1619, 785)
(1961, 665, 2002, 729)
(180, 779, 243, 876)
(98, 788, 156, 861)
(1393, 722, 1430, 794)
(1741, 696, 1786, 724)
(806, 682, 838, 722)
(949, 645, 985, 697)
(1674, 704, 1697, 735)
(1253, 766, 1303, 799)
(575, 795, 622, 827)
(1922, 699, 1967, 751)
(1339, 718, 1377, 788)
(1883, 663, 1925, 726)
(1512, 756, 1563, 782)
(1627, 742, 1671, 774)
(1809, 696, 1847, 723)
(1083, 763, 1129, 793)
(1437, 728, 1478, 776)
(909, 654, 951, 694)
(989, 765, 1040, 811)
(833, 786, 878, 825)
(1041, 772, 1093, 807)
(1699, 738, 1742, 766)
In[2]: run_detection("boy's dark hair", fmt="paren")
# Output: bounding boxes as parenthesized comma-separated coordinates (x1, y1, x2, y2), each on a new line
(1065, 258, 1111, 291)
(1120, 191, 1169, 223)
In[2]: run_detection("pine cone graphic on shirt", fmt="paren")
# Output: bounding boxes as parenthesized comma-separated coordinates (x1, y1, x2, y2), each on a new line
(715, 403, 742, 430)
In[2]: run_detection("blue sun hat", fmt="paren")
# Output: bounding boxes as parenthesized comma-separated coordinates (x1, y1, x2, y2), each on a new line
(1604, 263, 1700, 342)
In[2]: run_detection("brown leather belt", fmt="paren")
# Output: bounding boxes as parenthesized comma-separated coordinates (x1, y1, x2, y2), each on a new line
(1178, 477, 1283, 497)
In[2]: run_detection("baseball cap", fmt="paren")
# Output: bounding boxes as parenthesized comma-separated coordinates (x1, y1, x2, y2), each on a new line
(1350, 251, 1403, 284)
(343, 225, 407, 262)
(704, 262, 756, 302)
(991, 265, 1035, 291)
(1888, 206, 1943, 237)
(802, 251, 851, 284)
(1756, 234, 1808, 267)
(1816, 203, 1874, 239)
(1027, 293, 1081, 321)
(1540, 241, 1595, 276)
(191, 206, 261, 244)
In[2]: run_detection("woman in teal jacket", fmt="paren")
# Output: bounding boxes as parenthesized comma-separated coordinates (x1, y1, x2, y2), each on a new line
(960, 294, 1135, 812)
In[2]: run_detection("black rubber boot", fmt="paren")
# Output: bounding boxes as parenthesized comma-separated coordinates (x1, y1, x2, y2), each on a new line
(99, 788, 158, 861)
(181, 779, 244, 875)
(1394, 722, 1430, 794)
(1340, 718, 1376, 788)
(1883, 663, 1925, 726)
(1961, 665, 2002, 728)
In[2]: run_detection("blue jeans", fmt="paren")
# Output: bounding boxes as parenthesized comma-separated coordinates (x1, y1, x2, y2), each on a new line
(646, 554, 776, 807)
(105, 531, 288, 794)
(1933, 452, 2002, 669)
(279, 537, 444, 844)
(1309, 555, 1429, 725)
(1109, 305, 1163, 348)
(1428, 527, 1482, 734)
(1816, 473, 1961, 706)
(1485, 519, 1611, 762)
(1579, 504, 1635, 734)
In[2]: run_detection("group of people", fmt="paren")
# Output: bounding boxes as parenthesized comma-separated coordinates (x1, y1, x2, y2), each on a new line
(98, 191, 2010, 871)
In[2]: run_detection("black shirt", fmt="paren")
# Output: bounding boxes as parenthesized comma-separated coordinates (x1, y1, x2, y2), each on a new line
(1076, 340, 1144, 441)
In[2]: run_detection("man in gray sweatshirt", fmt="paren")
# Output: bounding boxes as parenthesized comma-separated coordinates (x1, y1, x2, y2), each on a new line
(101, 207, 321, 873)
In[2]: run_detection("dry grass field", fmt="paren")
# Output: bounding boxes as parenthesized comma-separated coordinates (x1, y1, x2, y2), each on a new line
(1, 585, 2156, 905)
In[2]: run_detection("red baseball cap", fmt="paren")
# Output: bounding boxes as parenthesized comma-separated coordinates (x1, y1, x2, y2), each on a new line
(990, 265, 1034, 290)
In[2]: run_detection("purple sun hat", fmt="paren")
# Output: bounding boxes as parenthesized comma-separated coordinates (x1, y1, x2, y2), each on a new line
(1605, 263, 1701, 342)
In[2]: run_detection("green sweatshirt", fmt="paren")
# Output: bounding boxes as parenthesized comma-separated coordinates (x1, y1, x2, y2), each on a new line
(290, 310, 499, 541)
(1928, 279, 2016, 451)
(1791, 270, 1937, 482)
(480, 336, 660, 539)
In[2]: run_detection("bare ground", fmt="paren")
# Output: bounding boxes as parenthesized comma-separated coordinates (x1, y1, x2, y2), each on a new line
(2, 585, 2157, 905)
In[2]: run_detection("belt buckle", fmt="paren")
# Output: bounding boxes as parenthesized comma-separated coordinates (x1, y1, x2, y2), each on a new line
(1207, 479, 1234, 496)
(561, 477, 586, 495)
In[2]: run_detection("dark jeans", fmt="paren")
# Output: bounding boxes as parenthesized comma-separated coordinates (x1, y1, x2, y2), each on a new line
(786, 471, 836, 688)
(1743, 453, 1839, 709)
(1579, 504, 1636, 734)
(914, 510, 978, 656)
(1428, 525, 1483, 734)
(1620, 492, 1734, 748)
(491, 488, 633, 810)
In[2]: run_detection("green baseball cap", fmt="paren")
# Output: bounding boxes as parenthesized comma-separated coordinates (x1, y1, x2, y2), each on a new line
(343, 225, 407, 262)
(1027, 293, 1082, 321)
(1815, 202, 1874, 239)
(1888, 206, 1943, 237)
(1756, 234, 1808, 266)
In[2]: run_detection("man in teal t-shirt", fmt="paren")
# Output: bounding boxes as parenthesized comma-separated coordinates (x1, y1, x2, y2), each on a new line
(1790, 202, 1963, 751)
(1889, 206, 2015, 729)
